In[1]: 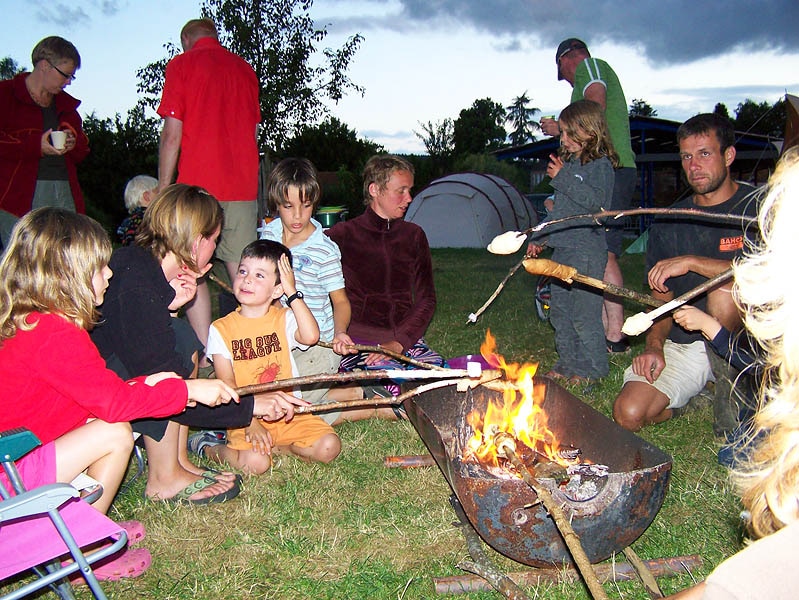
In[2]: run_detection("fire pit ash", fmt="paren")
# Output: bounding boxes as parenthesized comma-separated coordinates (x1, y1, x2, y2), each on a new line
(405, 375, 673, 567)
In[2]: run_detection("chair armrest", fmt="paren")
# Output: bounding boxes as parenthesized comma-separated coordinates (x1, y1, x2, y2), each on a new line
(0, 483, 79, 522)
(0, 428, 41, 462)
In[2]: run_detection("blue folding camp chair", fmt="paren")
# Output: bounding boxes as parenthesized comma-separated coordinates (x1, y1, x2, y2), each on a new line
(0, 428, 128, 600)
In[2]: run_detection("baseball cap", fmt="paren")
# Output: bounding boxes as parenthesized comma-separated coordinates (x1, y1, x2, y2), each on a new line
(556, 38, 587, 80)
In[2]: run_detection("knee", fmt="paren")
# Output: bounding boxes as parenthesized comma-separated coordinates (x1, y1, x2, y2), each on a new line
(107, 421, 135, 453)
(313, 434, 341, 464)
(241, 451, 272, 475)
(613, 389, 646, 432)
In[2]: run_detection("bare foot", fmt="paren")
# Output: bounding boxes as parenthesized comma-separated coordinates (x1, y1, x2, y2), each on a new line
(145, 468, 237, 503)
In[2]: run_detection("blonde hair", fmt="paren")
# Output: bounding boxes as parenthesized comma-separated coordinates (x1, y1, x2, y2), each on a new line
(558, 100, 620, 168)
(362, 155, 414, 205)
(0, 208, 111, 341)
(135, 184, 223, 272)
(732, 147, 799, 538)
(124, 175, 158, 212)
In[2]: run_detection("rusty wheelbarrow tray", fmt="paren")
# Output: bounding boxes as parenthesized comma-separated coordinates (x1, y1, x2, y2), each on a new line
(405, 377, 672, 567)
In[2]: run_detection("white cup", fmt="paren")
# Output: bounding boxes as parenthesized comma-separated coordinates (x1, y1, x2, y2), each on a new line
(50, 130, 67, 150)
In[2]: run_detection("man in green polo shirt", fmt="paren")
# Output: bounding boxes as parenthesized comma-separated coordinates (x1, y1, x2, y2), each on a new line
(541, 38, 637, 354)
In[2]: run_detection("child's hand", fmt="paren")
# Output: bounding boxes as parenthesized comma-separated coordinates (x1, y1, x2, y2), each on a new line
(546, 154, 564, 179)
(254, 391, 309, 423)
(332, 331, 357, 355)
(673, 305, 722, 340)
(245, 419, 273, 455)
(526, 242, 545, 258)
(277, 254, 296, 295)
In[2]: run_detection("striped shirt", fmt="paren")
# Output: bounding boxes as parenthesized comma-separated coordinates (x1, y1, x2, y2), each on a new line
(260, 218, 345, 341)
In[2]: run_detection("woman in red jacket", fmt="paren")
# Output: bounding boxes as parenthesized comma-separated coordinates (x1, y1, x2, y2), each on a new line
(0, 36, 89, 247)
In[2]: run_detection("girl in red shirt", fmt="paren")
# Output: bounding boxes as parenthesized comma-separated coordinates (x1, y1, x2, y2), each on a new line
(0, 208, 237, 513)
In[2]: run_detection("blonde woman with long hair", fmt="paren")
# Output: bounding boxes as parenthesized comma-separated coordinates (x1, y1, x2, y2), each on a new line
(669, 147, 799, 598)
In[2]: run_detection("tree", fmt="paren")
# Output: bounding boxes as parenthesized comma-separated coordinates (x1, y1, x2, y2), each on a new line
(713, 102, 731, 121)
(0, 57, 24, 80)
(79, 105, 161, 230)
(734, 98, 785, 138)
(414, 119, 454, 174)
(136, 0, 365, 151)
(453, 98, 507, 156)
(628, 98, 657, 117)
(280, 116, 382, 172)
(505, 92, 540, 146)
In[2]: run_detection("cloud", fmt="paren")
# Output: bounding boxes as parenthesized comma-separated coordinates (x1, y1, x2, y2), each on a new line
(31, 0, 125, 27)
(335, 0, 799, 66)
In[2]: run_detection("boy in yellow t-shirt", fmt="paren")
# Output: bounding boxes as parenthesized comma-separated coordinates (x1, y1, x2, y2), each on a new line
(196, 239, 340, 474)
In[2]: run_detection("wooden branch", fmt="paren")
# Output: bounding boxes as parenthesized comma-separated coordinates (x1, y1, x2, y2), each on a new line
(494, 432, 609, 600)
(467, 257, 526, 323)
(526, 207, 757, 235)
(623, 546, 664, 599)
(450, 495, 532, 600)
(623, 268, 734, 336)
(433, 555, 704, 595)
(208, 272, 234, 294)
(317, 340, 447, 371)
(523, 258, 664, 308)
(235, 368, 500, 397)
(383, 455, 437, 468)
(289, 375, 501, 414)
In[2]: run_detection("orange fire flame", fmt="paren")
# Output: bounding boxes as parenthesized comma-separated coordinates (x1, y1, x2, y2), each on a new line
(466, 330, 568, 468)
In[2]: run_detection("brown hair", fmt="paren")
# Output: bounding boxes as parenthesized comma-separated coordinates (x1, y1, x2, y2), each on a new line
(31, 36, 81, 69)
(180, 18, 218, 48)
(266, 157, 321, 213)
(0, 208, 111, 341)
(557, 100, 619, 167)
(135, 184, 223, 272)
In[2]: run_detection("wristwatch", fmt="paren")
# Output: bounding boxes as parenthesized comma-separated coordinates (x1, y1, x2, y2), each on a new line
(285, 291, 304, 305)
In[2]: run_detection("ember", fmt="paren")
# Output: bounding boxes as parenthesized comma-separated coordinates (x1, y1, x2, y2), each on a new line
(464, 330, 579, 473)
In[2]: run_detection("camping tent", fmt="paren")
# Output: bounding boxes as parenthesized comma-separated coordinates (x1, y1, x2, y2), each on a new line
(406, 173, 537, 248)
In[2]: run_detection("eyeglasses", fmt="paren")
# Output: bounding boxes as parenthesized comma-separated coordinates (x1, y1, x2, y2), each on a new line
(47, 60, 76, 81)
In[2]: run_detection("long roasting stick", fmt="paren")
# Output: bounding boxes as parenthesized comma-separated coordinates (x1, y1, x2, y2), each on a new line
(292, 375, 502, 414)
(235, 367, 497, 397)
(522, 258, 664, 308)
(622, 268, 734, 337)
(494, 432, 610, 600)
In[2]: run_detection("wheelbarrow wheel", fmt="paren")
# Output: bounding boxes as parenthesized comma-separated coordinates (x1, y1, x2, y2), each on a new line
(535, 276, 551, 322)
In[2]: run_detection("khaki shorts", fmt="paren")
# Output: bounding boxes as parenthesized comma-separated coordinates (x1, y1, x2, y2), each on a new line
(227, 413, 335, 451)
(216, 200, 257, 263)
(292, 345, 343, 425)
(622, 339, 714, 409)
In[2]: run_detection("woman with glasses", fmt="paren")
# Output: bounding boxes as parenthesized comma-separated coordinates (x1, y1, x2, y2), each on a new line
(0, 35, 89, 248)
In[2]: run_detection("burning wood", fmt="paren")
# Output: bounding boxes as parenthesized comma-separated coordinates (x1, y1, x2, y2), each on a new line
(461, 331, 607, 495)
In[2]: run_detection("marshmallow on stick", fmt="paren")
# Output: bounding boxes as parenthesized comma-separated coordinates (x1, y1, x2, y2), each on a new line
(622, 268, 734, 337)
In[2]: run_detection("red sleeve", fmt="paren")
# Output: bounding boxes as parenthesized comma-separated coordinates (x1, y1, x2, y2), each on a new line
(41, 316, 188, 422)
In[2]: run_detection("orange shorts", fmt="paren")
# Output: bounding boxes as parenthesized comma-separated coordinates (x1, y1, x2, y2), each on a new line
(226, 413, 335, 451)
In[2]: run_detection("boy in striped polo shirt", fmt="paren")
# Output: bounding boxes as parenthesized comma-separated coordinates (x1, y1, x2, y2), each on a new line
(259, 158, 361, 424)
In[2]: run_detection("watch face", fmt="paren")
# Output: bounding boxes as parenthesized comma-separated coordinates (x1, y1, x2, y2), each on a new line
(296, 291, 303, 298)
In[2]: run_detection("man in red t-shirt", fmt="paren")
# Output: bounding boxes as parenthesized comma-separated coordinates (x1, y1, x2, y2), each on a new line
(157, 18, 261, 350)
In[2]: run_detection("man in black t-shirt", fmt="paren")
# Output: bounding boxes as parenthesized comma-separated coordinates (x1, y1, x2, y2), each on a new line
(613, 114, 757, 433)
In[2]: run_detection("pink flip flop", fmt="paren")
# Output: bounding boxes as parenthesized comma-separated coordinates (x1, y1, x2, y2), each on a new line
(70, 547, 152, 583)
(117, 520, 146, 546)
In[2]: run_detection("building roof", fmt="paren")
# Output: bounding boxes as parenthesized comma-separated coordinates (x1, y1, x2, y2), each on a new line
(494, 115, 781, 174)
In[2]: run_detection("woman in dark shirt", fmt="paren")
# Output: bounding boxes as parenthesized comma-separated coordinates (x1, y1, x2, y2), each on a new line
(92, 184, 304, 503)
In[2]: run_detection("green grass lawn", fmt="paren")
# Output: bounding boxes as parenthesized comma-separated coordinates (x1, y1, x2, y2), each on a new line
(94, 247, 742, 600)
